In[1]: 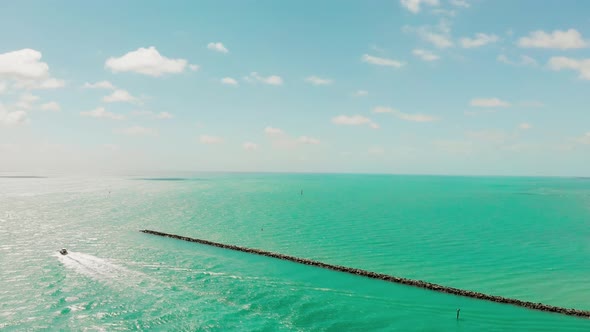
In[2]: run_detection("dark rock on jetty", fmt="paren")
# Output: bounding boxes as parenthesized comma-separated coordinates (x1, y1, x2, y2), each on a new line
(140, 229, 590, 319)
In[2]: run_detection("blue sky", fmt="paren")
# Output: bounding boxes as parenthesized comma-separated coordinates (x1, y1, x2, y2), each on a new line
(0, 0, 589, 176)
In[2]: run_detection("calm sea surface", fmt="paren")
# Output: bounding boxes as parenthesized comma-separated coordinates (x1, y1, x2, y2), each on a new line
(1, 174, 589, 330)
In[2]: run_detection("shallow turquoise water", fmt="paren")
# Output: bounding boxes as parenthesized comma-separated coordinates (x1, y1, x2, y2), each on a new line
(1, 174, 589, 330)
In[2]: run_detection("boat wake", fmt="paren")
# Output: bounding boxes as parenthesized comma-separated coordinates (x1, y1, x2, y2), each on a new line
(56, 251, 147, 286)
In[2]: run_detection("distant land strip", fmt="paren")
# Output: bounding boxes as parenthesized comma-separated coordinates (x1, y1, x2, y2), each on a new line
(140, 229, 590, 319)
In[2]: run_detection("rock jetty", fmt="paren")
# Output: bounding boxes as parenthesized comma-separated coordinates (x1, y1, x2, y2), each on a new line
(140, 229, 590, 319)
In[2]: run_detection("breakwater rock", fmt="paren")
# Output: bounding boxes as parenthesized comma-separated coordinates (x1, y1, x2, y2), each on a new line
(140, 229, 590, 319)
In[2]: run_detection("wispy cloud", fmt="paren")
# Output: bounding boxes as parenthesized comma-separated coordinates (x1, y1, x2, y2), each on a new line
(264, 126, 284, 136)
(80, 107, 124, 120)
(119, 125, 157, 136)
(450, 0, 470, 8)
(470, 98, 510, 108)
(412, 49, 439, 61)
(460, 33, 499, 48)
(497, 54, 538, 67)
(103, 89, 138, 103)
(400, 0, 439, 13)
(221, 77, 238, 86)
(548, 56, 590, 80)
(332, 115, 379, 129)
(305, 76, 333, 86)
(353, 90, 368, 97)
(298, 136, 320, 144)
(373, 106, 437, 122)
(518, 29, 588, 49)
(404, 19, 453, 48)
(83, 81, 115, 89)
(245, 72, 283, 85)
(361, 54, 405, 68)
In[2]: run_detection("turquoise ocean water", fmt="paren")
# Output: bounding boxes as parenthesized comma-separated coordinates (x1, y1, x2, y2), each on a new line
(1, 174, 589, 331)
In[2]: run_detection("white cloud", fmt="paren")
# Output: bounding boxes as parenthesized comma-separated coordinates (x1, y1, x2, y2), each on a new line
(548, 56, 590, 80)
(0, 103, 29, 126)
(264, 126, 284, 136)
(105, 47, 189, 76)
(518, 29, 588, 49)
(298, 136, 320, 144)
(450, 0, 469, 7)
(460, 33, 499, 48)
(83, 81, 115, 89)
(373, 106, 436, 122)
(40, 101, 60, 112)
(207, 42, 229, 54)
(189, 64, 200, 71)
(0, 81, 6, 93)
(423, 32, 453, 48)
(200, 134, 223, 144)
(119, 125, 157, 136)
(0, 110, 28, 126)
(361, 54, 405, 68)
(80, 107, 125, 120)
(519, 123, 532, 130)
(0, 49, 64, 90)
(412, 49, 439, 61)
(243, 142, 259, 150)
(305, 76, 333, 86)
(392, 110, 437, 122)
(405, 20, 453, 48)
(221, 77, 238, 86)
(520, 55, 538, 67)
(14, 77, 66, 90)
(35, 78, 65, 89)
(497, 54, 538, 66)
(470, 98, 511, 107)
(245, 72, 283, 85)
(332, 114, 371, 125)
(155, 112, 173, 119)
(0, 49, 49, 80)
(103, 89, 138, 103)
(372, 106, 395, 113)
(400, 0, 439, 13)
(14, 93, 39, 109)
(353, 90, 368, 97)
(332, 115, 379, 129)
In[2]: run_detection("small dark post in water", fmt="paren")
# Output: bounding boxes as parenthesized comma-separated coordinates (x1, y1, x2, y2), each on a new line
(300, 189, 303, 195)
(456, 308, 460, 320)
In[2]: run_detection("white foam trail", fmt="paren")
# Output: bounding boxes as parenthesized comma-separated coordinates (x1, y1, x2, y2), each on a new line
(56, 251, 146, 286)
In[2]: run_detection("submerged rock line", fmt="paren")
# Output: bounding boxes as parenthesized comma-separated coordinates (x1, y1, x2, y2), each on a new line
(140, 229, 590, 318)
